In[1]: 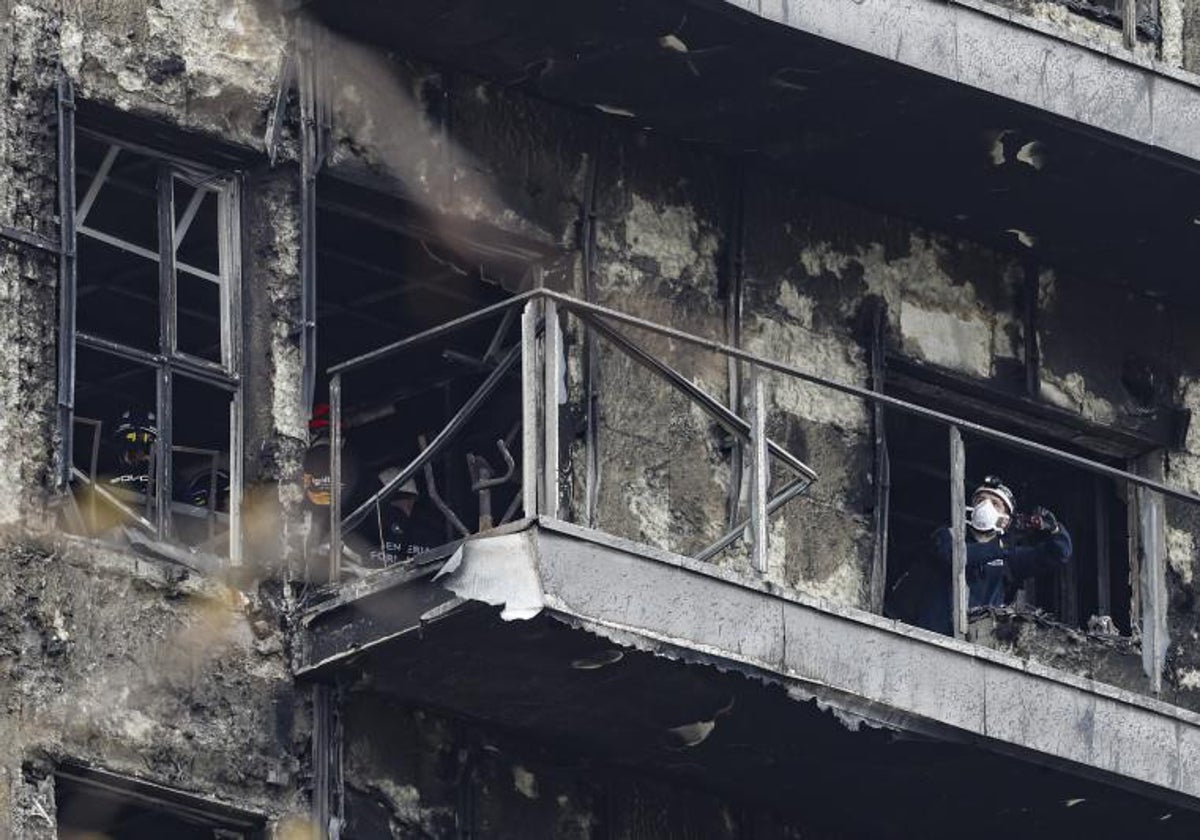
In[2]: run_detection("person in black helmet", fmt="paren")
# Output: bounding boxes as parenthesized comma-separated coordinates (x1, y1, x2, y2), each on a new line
(106, 408, 158, 498)
(894, 476, 1073, 635)
(182, 466, 231, 511)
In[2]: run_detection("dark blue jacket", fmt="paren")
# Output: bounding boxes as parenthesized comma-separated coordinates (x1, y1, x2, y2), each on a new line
(915, 524, 1073, 635)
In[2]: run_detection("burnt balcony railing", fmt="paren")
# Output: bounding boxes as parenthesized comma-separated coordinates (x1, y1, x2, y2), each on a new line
(323, 287, 1200, 659)
(325, 288, 819, 580)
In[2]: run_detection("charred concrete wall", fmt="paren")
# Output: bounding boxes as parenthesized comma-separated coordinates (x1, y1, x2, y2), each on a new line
(0, 0, 64, 529)
(0, 535, 304, 836)
(0, 0, 309, 835)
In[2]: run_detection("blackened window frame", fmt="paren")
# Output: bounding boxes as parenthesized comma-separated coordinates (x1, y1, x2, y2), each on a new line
(58, 125, 244, 560)
(879, 358, 1149, 636)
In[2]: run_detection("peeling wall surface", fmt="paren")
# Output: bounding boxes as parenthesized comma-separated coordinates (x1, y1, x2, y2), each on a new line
(2, 0, 1200, 835)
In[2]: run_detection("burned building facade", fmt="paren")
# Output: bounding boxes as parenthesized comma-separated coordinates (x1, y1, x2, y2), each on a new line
(3, 0, 1200, 836)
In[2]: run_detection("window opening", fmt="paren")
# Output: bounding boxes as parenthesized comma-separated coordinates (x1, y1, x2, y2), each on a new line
(1049, 0, 1158, 39)
(56, 766, 263, 839)
(311, 187, 525, 577)
(883, 404, 1132, 636)
(62, 130, 242, 563)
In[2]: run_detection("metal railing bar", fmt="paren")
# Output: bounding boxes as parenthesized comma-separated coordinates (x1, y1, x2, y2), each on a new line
(498, 483, 524, 527)
(543, 298, 561, 518)
(328, 291, 537, 376)
(420, 438, 471, 538)
(330, 374, 343, 581)
(327, 287, 1200, 516)
(694, 475, 812, 563)
(340, 342, 522, 533)
(546, 290, 1200, 507)
(521, 300, 540, 518)
(580, 312, 818, 482)
(71, 466, 157, 534)
(950, 425, 968, 639)
(749, 364, 769, 573)
(483, 304, 518, 363)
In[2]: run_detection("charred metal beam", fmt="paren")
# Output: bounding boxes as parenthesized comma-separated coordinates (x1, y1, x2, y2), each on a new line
(1096, 476, 1112, 616)
(75, 143, 118, 226)
(0, 224, 59, 255)
(522, 299, 540, 518)
(748, 365, 768, 573)
(868, 300, 890, 614)
(1023, 262, 1040, 399)
(542, 297, 561, 518)
(298, 17, 321, 412)
(265, 49, 296, 167)
(311, 683, 335, 837)
(694, 475, 810, 563)
(329, 373, 343, 581)
(950, 425, 967, 639)
(155, 165, 176, 541)
(724, 161, 746, 530)
(580, 139, 601, 527)
(56, 76, 78, 490)
(1136, 452, 1168, 693)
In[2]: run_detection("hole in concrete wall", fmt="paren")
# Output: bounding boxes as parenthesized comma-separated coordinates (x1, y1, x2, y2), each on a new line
(883, 406, 1132, 635)
(55, 766, 264, 839)
(314, 181, 527, 569)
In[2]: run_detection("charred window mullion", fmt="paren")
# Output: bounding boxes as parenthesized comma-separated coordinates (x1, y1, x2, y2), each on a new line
(158, 164, 177, 359)
(56, 77, 78, 490)
(61, 130, 243, 557)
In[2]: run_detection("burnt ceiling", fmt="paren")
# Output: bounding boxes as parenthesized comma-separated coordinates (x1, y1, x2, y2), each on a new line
(320, 603, 1200, 839)
(299, 0, 1200, 306)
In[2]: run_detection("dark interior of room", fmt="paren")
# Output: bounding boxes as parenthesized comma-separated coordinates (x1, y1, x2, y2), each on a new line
(68, 130, 234, 548)
(55, 769, 262, 840)
(883, 398, 1132, 634)
(315, 179, 526, 554)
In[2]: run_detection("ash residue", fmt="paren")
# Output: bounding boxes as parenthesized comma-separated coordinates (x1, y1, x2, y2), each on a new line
(969, 605, 1147, 691)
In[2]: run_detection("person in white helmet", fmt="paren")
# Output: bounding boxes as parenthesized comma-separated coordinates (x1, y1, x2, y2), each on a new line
(902, 475, 1073, 635)
(367, 467, 444, 566)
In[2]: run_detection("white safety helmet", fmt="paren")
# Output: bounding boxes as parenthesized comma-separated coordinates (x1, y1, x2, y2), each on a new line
(378, 467, 419, 497)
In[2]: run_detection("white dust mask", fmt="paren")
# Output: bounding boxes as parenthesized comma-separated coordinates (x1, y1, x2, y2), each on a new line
(969, 499, 1003, 534)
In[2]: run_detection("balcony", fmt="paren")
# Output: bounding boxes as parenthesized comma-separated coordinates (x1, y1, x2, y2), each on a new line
(296, 288, 1200, 829)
